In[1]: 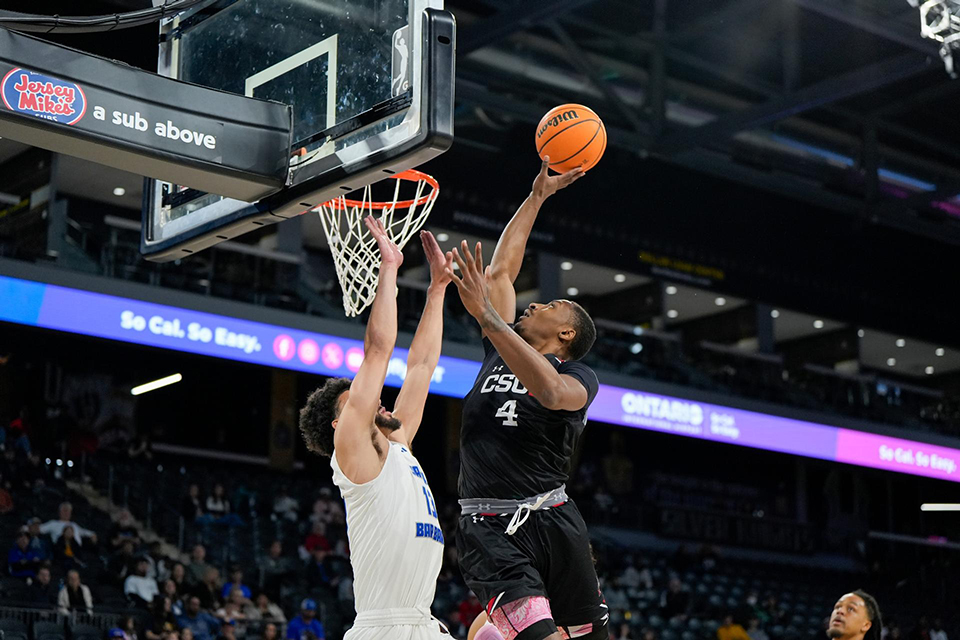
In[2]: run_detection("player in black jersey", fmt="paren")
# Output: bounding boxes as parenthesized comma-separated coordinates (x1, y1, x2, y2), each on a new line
(446, 158, 607, 640)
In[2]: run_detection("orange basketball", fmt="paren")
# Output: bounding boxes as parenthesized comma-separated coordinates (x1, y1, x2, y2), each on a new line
(535, 103, 606, 173)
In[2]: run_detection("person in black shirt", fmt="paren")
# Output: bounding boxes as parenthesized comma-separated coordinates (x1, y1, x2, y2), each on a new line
(447, 159, 606, 640)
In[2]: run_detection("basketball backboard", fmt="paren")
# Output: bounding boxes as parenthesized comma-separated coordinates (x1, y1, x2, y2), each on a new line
(142, 0, 454, 262)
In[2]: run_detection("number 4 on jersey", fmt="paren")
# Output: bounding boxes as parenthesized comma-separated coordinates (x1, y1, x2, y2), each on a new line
(496, 400, 519, 426)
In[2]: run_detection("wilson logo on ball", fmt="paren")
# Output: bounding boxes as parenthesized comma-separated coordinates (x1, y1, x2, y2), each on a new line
(537, 109, 580, 138)
(1, 68, 87, 126)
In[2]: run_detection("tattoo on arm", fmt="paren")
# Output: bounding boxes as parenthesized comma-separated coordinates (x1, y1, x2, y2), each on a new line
(479, 303, 510, 333)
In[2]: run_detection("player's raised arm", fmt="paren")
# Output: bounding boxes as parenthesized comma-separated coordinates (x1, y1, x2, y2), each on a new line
(389, 231, 453, 447)
(448, 241, 587, 412)
(486, 158, 583, 324)
(333, 216, 403, 483)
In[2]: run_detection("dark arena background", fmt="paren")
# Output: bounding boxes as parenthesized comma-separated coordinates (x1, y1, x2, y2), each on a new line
(2, 1, 960, 640)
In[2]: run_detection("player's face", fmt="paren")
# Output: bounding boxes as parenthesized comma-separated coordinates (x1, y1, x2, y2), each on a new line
(514, 300, 575, 344)
(827, 594, 871, 640)
(333, 391, 402, 432)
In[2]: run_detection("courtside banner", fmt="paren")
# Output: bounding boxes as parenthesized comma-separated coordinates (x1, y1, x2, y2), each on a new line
(2, 273, 958, 482)
(0, 28, 291, 202)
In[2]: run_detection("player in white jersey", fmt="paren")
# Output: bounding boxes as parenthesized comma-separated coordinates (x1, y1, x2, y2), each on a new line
(298, 216, 453, 640)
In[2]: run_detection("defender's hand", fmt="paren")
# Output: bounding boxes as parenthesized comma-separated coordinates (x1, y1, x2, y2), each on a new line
(364, 215, 403, 267)
(421, 230, 453, 288)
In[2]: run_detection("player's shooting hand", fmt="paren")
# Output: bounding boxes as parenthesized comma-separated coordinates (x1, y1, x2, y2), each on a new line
(447, 240, 491, 320)
(364, 215, 403, 268)
(532, 156, 584, 201)
(421, 230, 454, 289)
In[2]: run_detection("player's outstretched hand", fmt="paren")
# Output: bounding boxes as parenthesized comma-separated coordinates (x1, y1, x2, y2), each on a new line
(532, 156, 584, 201)
(364, 215, 403, 268)
(421, 230, 454, 289)
(447, 240, 491, 320)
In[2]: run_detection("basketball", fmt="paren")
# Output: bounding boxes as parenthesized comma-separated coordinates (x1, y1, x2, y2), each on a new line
(535, 103, 607, 173)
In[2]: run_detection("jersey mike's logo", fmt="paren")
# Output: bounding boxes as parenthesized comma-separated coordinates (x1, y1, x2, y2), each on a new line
(1, 68, 87, 126)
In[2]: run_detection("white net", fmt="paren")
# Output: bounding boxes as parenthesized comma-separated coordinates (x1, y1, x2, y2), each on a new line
(316, 170, 439, 317)
(908, 0, 960, 76)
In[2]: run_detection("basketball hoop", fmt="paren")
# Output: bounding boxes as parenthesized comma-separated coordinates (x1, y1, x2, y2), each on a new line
(315, 169, 440, 317)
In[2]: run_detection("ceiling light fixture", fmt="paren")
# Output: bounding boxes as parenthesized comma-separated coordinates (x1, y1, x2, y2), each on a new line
(560, 261, 573, 271)
(666, 285, 677, 295)
(896, 339, 906, 347)
(886, 358, 896, 367)
(566, 287, 579, 296)
(614, 274, 626, 283)
(858, 329, 865, 338)
(715, 297, 727, 306)
(131, 373, 182, 396)
(436, 232, 449, 242)
(667, 309, 679, 319)
(813, 320, 824, 329)
(920, 503, 960, 512)
(113, 187, 126, 197)
(925, 366, 935, 375)
(936, 348, 945, 357)
(770, 309, 780, 318)
(630, 343, 643, 354)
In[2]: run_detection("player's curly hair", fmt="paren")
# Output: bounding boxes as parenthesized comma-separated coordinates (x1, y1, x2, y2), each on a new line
(566, 301, 597, 361)
(299, 377, 352, 457)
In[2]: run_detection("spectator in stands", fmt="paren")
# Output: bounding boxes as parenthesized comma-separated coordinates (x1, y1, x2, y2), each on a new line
(615, 623, 634, 639)
(661, 576, 691, 620)
(205, 483, 231, 520)
(146, 541, 169, 581)
(285, 599, 325, 640)
(25, 517, 51, 560)
(763, 595, 786, 626)
(912, 618, 930, 640)
(195, 566, 223, 610)
(162, 579, 184, 615)
(126, 557, 160, 607)
(57, 569, 93, 614)
(109, 539, 137, 584)
(53, 524, 87, 570)
(272, 488, 299, 522)
(620, 556, 653, 590)
(303, 522, 331, 555)
(739, 591, 767, 625)
(258, 540, 293, 601)
(246, 593, 286, 624)
(181, 628, 195, 640)
(308, 488, 343, 526)
(177, 596, 221, 640)
(215, 590, 250, 637)
(110, 509, 142, 550)
(221, 566, 252, 601)
(187, 544, 211, 586)
(28, 565, 58, 606)
(641, 629, 657, 640)
(604, 578, 630, 622)
(827, 590, 881, 640)
(261, 623, 279, 640)
(39, 502, 97, 546)
(147, 596, 179, 640)
(747, 618, 769, 640)
(8, 529, 41, 578)
(305, 547, 336, 591)
(718, 614, 751, 640)
(0, 471, 13, 513)
(458, 592, 483, 632)
(122, 616, 141, 640)
(182, 485, 204, 521)
(929, 620, 947, 640)
(216, 619, 237, 640)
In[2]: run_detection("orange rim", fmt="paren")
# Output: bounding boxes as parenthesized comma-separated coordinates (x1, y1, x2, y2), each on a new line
(322, 169, 439, 211)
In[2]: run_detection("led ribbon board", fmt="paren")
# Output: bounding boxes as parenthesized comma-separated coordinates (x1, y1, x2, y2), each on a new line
(1, 274, 957, 483)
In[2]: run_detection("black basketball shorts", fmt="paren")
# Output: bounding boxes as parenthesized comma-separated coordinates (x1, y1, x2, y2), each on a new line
(456, 499, 607, 636)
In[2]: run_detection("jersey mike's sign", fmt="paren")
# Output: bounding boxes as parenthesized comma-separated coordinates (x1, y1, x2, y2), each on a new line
(0, 28, 292, 202)
(1, 68, 87, 125)
(2, 270, 959, 484)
